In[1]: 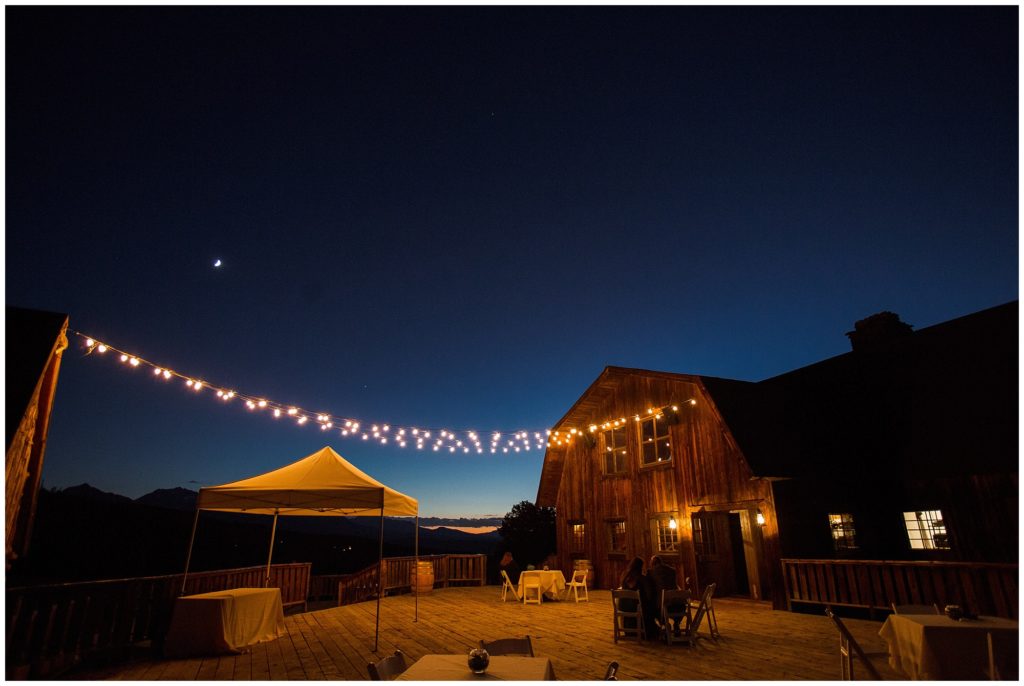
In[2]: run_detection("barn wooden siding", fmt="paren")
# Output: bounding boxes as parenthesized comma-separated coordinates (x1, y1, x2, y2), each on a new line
(548, 371, 783, 608)
(5, 314, 68, 568)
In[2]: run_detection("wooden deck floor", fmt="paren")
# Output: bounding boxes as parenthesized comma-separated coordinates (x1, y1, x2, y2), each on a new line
(66, 586, 903, 680)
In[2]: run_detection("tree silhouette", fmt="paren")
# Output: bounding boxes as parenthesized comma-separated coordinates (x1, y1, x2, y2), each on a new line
(497, 500, 556, 567)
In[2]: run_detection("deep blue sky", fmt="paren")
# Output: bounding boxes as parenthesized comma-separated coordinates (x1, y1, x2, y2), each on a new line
(6, 6, 1018, 517)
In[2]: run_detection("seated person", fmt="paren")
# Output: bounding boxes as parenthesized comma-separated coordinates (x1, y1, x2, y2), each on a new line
(619, 557, 658, 637)
(499, 551, 522, 585)
(648, 555, 686, 635)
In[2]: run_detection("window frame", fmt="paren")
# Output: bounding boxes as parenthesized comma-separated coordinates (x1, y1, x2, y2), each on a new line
(651, 514, 680, 554)
(829, 513, 858, 551)
(607, 519, 627, 554)
(601, 426, 629, 475)
(639, 415, 673, 466)
(903, 510, 950, 550)
(692, 513, 717, 558)
(569, 520, 587, 554)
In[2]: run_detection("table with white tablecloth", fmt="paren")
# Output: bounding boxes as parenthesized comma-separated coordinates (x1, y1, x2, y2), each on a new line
(163, 587, 285, 658)
(517, 570, 566, 600)
(396, 654, 556, 680)
(878, 612, 1018, 680)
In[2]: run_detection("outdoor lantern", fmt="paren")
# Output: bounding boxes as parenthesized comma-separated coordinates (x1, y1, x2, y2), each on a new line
(756, 510, 766, 526)
(669, 517, 678, 529)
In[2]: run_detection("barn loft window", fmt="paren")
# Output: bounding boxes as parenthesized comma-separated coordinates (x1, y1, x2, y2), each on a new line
(608, 520, 627, 553)
(903, 510, 950, 550)
(654, 516, 679, 553)
(639, 415, 672, 465)
(602, 426, 628, 474)
(829, 513, 858, 551)
(570, 521, 586, 553)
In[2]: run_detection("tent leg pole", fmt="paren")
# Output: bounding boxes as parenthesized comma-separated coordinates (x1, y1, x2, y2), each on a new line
(375, 496, 384, 652)
(265, 510, 279, 588)
(180, 505, 201, 596)
(415, 515, 419, 622)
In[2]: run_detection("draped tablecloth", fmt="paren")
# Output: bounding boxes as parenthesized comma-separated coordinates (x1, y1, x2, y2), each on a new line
(396, 655, 556, 680)
(518, 570, 566, 600)
(878, 613, 1018, 680)
(163, 587, 285, 658)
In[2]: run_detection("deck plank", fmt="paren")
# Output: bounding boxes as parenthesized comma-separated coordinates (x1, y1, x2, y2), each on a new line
(62, 586, 904, 680)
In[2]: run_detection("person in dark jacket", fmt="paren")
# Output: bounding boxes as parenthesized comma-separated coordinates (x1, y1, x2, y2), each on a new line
(619, 557, 659, 638)
(499, 551, 521, 585)
(648, 555, 685, 635)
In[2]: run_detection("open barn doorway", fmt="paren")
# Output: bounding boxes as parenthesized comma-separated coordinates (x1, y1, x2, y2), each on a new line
(693, 508, 765, 600)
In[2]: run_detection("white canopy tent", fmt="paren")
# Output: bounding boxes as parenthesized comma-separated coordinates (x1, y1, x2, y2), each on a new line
(180, 446, 419, 651)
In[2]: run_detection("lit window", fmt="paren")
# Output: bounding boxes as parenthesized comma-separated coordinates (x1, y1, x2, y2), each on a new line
(608, 520, 626, 553)
(904, 510, 950, 550)
(570, 522, 586, 553)
(640, 416, 672, 465)
(829, 513, 858, 551)
(654, 516, 679, 553)
(602, 427, 628, 474)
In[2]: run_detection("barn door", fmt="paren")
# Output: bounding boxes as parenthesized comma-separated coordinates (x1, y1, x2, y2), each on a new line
(692, 511, 728, 594)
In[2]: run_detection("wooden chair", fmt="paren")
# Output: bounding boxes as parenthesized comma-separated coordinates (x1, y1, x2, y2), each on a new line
(890, 602, 940, 615)
(603, 660, 620, 680)
(367, 649, 407, 680)
(825, 606, 882, 680)
(500, 570, 520, 602)
(660, 589, 692, 645)
(687, 582, 719, 638)
(522, 574, 543, 605)
(565, 569, 589, 602)
(479, 635, 534, 656)
(611, 589, 645, 643)
(674, 583, 716, 646)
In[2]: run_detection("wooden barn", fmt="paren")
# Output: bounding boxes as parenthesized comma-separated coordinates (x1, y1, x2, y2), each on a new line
(6, 306, 69, 569)
(536, 301, 1018, 613)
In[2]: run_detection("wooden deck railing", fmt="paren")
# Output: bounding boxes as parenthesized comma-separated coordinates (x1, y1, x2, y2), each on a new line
(331, 554, 487, 606)
(781, 559, 1018, 619)
(6, 563, 311, 680)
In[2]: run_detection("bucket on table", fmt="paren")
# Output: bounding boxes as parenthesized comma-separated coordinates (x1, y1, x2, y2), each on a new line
(414, 560, 435, 595)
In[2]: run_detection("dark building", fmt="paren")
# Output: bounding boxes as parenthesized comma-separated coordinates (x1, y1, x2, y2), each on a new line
(536, 302, 1017, 612)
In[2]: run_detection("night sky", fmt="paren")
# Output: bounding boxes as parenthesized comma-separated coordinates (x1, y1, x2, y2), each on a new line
(6, 6, 1018, 517)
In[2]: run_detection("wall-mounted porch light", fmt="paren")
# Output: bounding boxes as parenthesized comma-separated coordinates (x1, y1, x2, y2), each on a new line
(756, 510, 766, 526)
(669, 517, 678, 530)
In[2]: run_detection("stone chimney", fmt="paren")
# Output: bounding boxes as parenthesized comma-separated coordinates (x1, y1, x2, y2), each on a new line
(845, 311, 913, 352)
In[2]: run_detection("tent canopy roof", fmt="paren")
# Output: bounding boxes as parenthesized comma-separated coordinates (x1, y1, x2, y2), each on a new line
(197, 446, 418, 517)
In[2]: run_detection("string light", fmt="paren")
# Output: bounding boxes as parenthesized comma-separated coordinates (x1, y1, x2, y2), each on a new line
(72, 330, 697, 455)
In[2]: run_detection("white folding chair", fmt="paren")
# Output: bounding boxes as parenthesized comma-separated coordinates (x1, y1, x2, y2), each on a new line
(522, 573, 543, 605)
(500, 570, 520, 602)
(564, 569, 589, 602)
(825, 606, 884, 680)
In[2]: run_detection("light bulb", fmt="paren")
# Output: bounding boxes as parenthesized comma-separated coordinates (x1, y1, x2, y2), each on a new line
(97, 344, 107, 353)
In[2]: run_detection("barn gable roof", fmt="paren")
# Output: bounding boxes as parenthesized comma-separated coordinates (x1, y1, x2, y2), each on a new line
(536, 301, 1017, 505)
